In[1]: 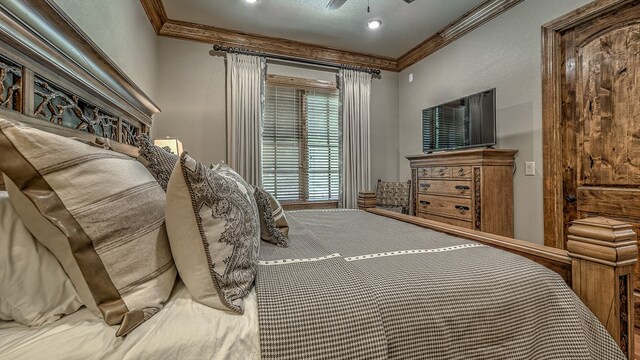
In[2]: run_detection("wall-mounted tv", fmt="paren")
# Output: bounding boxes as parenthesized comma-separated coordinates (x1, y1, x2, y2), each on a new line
(422, 88, 496, 152)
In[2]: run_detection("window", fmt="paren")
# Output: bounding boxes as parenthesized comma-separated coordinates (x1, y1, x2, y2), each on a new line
(262, 78, 340, 203)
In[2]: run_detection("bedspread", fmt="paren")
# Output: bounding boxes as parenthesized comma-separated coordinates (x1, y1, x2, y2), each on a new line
(255, 209, 624, 360)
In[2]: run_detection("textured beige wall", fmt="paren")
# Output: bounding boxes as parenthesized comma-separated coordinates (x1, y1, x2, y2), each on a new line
(397, 0, 591, 244)
(52, 0, 159, 101)
(153, 38, 226, 166)
(153, 37, 399, 185)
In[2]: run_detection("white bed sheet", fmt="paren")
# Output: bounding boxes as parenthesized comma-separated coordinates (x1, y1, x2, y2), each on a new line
(0, 281, 261, 360)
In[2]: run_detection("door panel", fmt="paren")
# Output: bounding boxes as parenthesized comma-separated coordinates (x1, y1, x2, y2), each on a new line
(562, 11, 640, 328)
(578, 187, 640, 218)
(577, 25, 640, 187)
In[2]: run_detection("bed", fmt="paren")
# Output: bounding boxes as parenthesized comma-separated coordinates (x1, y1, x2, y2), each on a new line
(0, 1, 636, 359)
(0, 207, 628, 359)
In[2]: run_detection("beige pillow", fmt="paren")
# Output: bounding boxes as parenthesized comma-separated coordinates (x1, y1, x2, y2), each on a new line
(0, 189, 83, 326)
(254, 187, 289, 247)
(165, 153, 259, 313)
(0, 119, 176, 336)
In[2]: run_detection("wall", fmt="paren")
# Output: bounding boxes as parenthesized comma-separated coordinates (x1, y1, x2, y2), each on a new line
(153, 37, 399, 185)
(52, 0, 159, 101)
(153, 38, 226, 166)
(397, 0, 591, 244)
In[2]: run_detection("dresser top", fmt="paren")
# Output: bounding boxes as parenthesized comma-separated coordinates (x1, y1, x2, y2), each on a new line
(406, 148, 518, 166)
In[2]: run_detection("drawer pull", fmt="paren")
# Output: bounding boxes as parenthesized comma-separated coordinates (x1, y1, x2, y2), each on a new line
(454, 185, 470, 191)
(420, 183, 431, 189)
(455, 205, 470, 213)
(420, 200, 431, 206)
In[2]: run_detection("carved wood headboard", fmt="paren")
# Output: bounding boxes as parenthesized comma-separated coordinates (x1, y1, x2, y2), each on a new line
(0, 0, 159, 190)
(0, 0, 158, 147)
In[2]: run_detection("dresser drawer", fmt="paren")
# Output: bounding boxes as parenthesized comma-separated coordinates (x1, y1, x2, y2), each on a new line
(430, 166, 451, 178)
(417, 194, 473, 221)
(452, 166, 472, 179)
(417, 167, 432, 178)
(417, 212, 473, 229)
(417, 179, 472, 198)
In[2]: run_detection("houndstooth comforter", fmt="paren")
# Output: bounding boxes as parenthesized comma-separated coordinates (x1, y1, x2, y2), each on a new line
(255, 210, 625, 360)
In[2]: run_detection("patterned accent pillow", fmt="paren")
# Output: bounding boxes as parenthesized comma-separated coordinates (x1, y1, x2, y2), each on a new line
(0, 119, 176, 337)
(165, 153, 260, 313)
(135, 134, 179, 192)
(254, 187, 289, 247)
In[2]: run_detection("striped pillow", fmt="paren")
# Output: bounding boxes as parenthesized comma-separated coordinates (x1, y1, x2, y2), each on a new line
(0, 119, 176, 337)
(254, 187, 289, 247)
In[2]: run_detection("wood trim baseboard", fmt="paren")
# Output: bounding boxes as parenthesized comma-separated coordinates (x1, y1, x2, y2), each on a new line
(139, 0, 527, 72)
(396, 0, 525, 71)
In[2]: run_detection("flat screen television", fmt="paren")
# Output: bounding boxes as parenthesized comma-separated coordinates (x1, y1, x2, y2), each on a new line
(422, 88, 496, 152)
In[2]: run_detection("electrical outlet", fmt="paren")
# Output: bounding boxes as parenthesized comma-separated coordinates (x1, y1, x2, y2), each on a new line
(409, 73, 414, 83)
(525, 161, 535, 176)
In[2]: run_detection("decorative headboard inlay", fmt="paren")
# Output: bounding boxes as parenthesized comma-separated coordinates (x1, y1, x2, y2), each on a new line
(0, 55, 22, 112)
(0, 0, 158, 148)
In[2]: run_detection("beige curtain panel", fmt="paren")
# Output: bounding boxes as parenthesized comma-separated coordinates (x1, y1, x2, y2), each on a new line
(226, 53, 266, 186)
(340, 69, 372, 209)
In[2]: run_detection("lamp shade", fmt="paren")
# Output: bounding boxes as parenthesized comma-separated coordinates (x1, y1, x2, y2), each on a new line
(154, 138, 183, 155)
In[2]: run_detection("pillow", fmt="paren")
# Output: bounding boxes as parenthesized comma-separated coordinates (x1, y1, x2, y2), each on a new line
(135, 134, 179, 192)
(165, 153, 259, 313)
(0, 189, 83, 326)
(0, 119, 176, 336)
(254, 187, 289, 247)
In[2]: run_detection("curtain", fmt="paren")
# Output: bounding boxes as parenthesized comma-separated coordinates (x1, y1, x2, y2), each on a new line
(226, 53, 266, 186)
(340, 69, 372, 209)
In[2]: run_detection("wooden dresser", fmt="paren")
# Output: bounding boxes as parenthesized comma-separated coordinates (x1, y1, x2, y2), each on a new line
(407, 148, 517, 237)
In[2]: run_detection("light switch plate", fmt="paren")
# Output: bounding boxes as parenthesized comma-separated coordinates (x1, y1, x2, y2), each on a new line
(525, 161, 535, 176)
(409, 73, 414, 82)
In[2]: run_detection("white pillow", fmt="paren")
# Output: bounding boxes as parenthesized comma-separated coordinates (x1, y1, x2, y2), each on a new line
(0, 190, 83, 326)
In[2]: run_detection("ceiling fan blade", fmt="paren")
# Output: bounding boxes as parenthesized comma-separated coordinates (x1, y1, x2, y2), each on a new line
(327, 0, 347, 10)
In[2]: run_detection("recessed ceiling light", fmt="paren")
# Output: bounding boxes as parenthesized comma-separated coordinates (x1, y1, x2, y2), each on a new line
(245, 0, 258, 3)
(367, 19, 382, 30)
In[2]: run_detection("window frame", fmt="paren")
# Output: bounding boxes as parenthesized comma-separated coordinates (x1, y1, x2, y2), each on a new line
(263, 74, 340, 208)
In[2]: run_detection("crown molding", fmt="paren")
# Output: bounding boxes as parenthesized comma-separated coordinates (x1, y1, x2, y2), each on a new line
(139, 0, 167, 35)
(159, 19, 397, 71)
(140, 0, 525, 72)
(397, 0, 525, 71)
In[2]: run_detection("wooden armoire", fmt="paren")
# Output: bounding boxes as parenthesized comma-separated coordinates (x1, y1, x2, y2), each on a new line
(542, 0, 640, 327)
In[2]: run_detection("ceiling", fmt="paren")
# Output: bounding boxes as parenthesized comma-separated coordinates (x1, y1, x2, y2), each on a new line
(162, 0, 485, 58)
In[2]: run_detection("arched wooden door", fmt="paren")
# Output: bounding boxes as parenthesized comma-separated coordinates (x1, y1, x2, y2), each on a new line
(543, 1, 640, 328)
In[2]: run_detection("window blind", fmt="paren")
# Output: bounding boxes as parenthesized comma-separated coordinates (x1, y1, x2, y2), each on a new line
(263, 83, 340, 203)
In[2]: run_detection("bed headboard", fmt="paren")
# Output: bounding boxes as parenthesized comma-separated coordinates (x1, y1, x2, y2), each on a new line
(0, 0, 160, 190)
(0, 0, 159, 148)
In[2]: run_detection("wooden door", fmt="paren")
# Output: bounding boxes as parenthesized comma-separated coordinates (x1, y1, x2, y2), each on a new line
(554, 3, 640, 326)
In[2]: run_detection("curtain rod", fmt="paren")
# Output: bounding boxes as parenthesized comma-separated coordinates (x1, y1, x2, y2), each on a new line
(211, 45, 381, 75)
